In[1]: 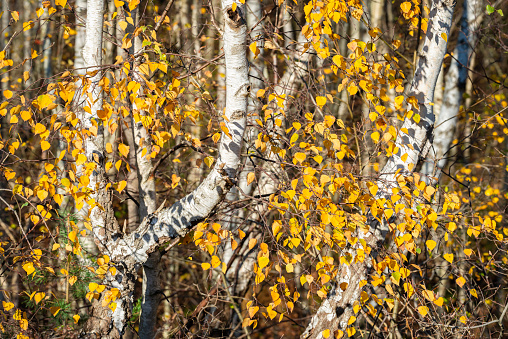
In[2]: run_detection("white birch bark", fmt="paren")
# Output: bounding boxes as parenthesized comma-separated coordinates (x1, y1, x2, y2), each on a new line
(222, 0, 264, 297)
(1, 0, 10, 94)
(302, 1, 455, 338)
(129, 8, 161, 339)
(422, 0, 481, 184)
(23, 0, 32, 90)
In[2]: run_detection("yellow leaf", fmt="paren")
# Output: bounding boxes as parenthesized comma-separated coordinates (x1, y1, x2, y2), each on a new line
(3, 90, 12, 99)
(118, 143, 130, 157)
(73, 314, 80, 324)
(257, 89, 265, 97)
(114, 0, 124, 7)
(470, 289, 478, 298)
(34, 123, 46, 134)
(117, 180, 127, 193)
(371, 131, 380, 143)
(211, 255, 221, 268)
(248, 238, 257, 249)
(69, 276, 77, 285)
(441, 33, 447, 42)
(247, 172, 255, 185)
(50, 306, 60, 316)
(248, 306, 259, 318)
(425, 240, 436, 251)
(347, 84, 358, 96)
(68, 231, 77, 242)
(52, 243, 60, 251)
(89, 282, 98, 292)
(11, 11, 19, 21)
(232, 2, 237, 12)
(41, 140, 50, 151)
(443, 253, 454, 263)
(201, 262, 211, 270)
(266, 305, 277, 320)
(76, 154, 87, 166)
(348, 316, 356, 325)
(294, 152, 306, 163)
(322, 329, 330, 338)
(118, 21, 128, 31)
(316, 96, 327, 108)
(463, 248, 473, 256)
(21, 110, 31, 121)
(55, 0, 67, 7)
(249, 42, 259, 57)
(34, 292, 45, 304)
(37, 94, 53, 110)
(368, 183, 378, 196)
(418, 306, 429, 317)
(456, 276, 466, 288)
(22, 262, 35, 275)
(400, 2, 411, 13)
(3, 301, 14, 311)
(258, 257, 269, 269)
(204, 156, 214, 168)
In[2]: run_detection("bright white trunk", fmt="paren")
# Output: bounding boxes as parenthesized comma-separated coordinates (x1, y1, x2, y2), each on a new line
(422, 0, 480, 184)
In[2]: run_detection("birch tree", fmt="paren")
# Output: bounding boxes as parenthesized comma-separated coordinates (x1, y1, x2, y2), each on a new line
(302, 0, 456, 337)
(79, 0, 250, 336)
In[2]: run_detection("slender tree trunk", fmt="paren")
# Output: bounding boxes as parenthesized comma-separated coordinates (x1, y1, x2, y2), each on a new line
(1, 0, 10, 94)
(23, 0, 33, 90)
(422, 0, 481, 183)
(302, 1, 455, 337)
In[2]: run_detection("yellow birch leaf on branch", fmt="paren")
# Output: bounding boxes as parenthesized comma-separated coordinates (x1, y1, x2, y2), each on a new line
(50, 307, 60, 316)
(294, 152, 306, 163)
(118, 143, 130, 157)
(418, 306, 429, 317)
(316, 96, 327, 108)
(400, 2, 411, 13)
(247, 172, 255, 185)
(258, 257, 269, 269)
(55, 0, 67, 7)
(371, 131, 380, 143)
(425, 240, 436, 251)
(3, 90, 12, 99)
(443, 253, 454, 263)
(34, 292, 45, 304)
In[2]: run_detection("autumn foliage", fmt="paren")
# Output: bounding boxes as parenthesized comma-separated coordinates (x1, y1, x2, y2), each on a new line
(0, 0, 508, 338)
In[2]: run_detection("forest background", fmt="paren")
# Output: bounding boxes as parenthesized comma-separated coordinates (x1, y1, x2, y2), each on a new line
(0, 0, 508, 338)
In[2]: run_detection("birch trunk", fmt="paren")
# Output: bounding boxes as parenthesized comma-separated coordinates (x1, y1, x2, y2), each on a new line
(129, 8, 162, 339)
(222, 0, 264, 297)
(1, 0, 10, 94)
(81, 0, 249, 336)
(422, 0, 481, 184)
(23, 0, 33, 90)
(302, 1, 455, 338)
(74, 0, 99, 257)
